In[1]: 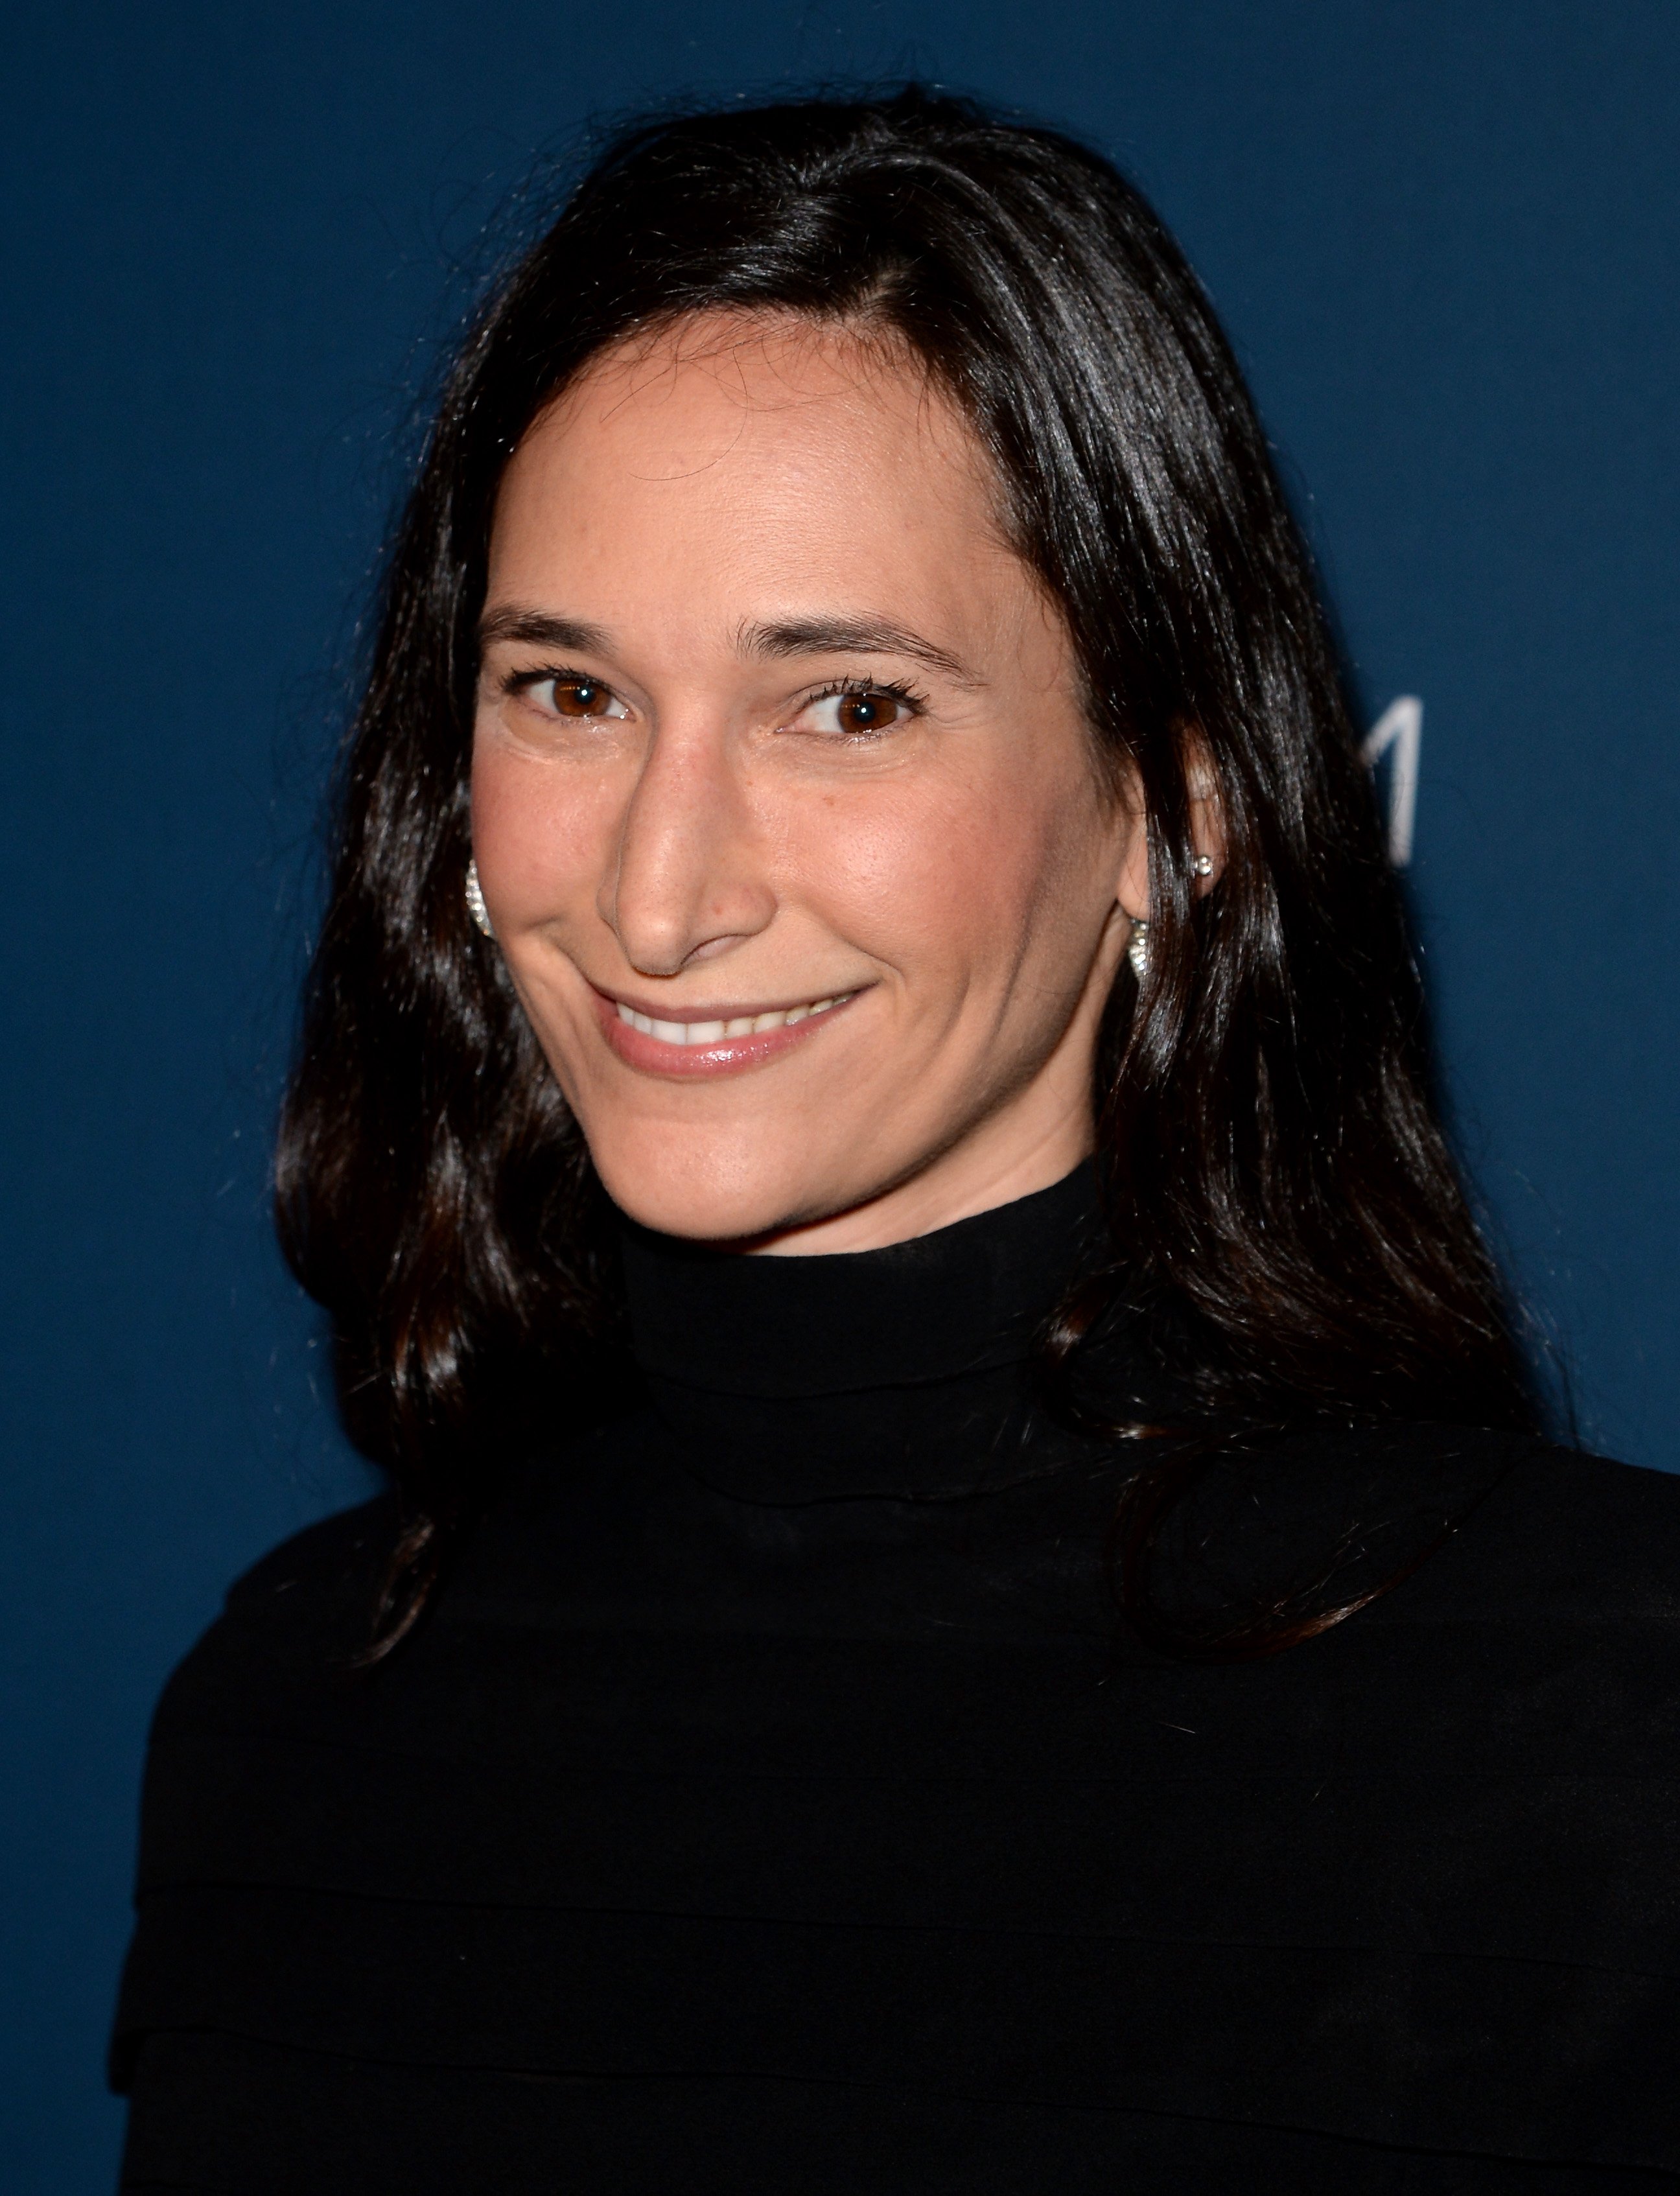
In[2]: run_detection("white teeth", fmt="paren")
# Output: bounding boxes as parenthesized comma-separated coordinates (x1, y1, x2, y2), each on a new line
(617, 993, 853, 1045)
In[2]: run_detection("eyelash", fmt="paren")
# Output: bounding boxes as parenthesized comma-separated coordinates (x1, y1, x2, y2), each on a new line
(797, 676, 929, 734)
(502, 664, 611, 701)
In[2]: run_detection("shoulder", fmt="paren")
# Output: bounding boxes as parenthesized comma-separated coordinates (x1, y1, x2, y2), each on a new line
(222, 1493, 399, 1615)
(1149, 1419, 1680, 1659)
(148, 1496, 399, 1740)
(1324, 1434, 1680, 1774)
(1486, 1436, 1680, 1548)
(1419, 1435, 1680, 1622)
(1285, 1419, 1680, 1629)
(1236, 1418, 1680, 1602)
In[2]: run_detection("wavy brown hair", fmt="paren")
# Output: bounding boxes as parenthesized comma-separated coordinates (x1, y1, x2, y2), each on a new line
(276, 88, 1535, 1656)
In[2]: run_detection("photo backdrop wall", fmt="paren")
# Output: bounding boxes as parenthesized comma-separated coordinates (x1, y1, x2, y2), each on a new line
(4, 2, 1676, 2184)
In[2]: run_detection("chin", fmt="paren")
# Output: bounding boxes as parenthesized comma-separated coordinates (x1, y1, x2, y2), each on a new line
(587, 1131, 850, 1246)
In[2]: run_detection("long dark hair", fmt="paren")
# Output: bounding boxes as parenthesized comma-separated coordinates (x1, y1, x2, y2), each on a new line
(277, 87, 1535, 1656)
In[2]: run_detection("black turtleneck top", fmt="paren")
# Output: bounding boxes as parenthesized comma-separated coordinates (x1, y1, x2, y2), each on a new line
(113, 1173, 1680, 2191)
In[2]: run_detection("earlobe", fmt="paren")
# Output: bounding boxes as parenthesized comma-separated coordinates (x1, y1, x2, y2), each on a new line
(1113, 812, 1153, 928)
(1113, 841, 1222, 959)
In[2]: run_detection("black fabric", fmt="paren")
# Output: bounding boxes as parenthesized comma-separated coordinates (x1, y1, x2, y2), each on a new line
(111, 1171, 1680, 2190)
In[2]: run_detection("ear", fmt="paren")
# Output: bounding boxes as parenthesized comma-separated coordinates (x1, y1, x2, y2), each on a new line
(1112, 734, 1228, 920)
(1114, 794, 1152, 922)
(1184, 734, 1228, 896)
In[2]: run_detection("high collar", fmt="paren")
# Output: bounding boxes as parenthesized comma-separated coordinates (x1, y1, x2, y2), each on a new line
(617, 1167, 1108, 1502)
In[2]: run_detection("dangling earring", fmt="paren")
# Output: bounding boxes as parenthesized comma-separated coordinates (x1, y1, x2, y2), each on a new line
(464, 858, 495, 939)
(1127, 918, 1150, 980)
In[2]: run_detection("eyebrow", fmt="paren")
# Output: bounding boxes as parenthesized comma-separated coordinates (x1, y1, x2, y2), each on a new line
(478, 603, 981, 686)
(740, 616, 981, 686)
(477, 607, 613, 654)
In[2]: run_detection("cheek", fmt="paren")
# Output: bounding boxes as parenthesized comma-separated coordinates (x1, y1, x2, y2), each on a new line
(784, 767, 1078, 983)
(469, 740, 620, 918)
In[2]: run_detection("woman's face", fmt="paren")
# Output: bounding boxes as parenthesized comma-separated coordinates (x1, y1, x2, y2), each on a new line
(472, 316, 1147, 1252)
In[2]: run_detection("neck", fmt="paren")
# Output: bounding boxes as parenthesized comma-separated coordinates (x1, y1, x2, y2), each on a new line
(618, 1161, 1110, 1501)
(747, 1116, 1099, 1259)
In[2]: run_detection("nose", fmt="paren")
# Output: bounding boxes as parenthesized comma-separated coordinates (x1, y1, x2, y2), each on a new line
(600, 716, 776, 975)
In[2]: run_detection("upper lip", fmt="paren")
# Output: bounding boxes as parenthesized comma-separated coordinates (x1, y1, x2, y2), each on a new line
(594, 982, 864, 1023)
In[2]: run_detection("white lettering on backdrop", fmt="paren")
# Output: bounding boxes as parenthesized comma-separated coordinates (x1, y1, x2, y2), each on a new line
(1362, 695, 1423, 867)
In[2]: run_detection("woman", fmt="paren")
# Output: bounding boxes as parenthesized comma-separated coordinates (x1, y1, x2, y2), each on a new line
(111, 89, 1680, 2191)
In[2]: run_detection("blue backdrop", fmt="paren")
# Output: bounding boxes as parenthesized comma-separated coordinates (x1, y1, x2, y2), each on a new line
(3, 1, 1677, 2183)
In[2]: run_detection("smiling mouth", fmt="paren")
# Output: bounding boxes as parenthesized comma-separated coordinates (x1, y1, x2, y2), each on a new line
(595, 985, 863, 1078)
(612, 993, 857, 1046)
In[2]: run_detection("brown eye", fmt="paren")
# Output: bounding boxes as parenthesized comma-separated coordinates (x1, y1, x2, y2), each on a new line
(797, 686, 916, 739)
(783, 683, 924, 741)
(552, 679, 614, 718)
(835, 689, 905, 734)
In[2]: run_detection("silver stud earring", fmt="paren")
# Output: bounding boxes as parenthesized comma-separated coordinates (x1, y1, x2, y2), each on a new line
(1127, 918, 1150, 980)
(1190, 852, 1214, 878)
(464, 858, 495, 939)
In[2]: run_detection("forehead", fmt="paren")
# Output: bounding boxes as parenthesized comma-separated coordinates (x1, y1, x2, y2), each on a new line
(487, 314, 1012, 603)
